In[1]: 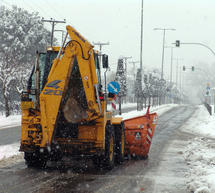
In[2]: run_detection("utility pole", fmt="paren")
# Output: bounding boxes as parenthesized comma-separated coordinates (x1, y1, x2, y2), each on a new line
(41, 18, 66, 47)
(170, 47, 174, 85)
(140, 0, 144, 72)
(129, 61, 140, 80)
(154, 28, 176, 79)
(54, 30, 65, 45)
(165, 46, 175, 85)
(121, 56, 132, 74)
(121, 56, 132, 103)
(138, 0, 144, 111)
(129, 61, 140, 103)
(93, 42, 110, 92)
(93, 42, 110, 66)
(174, 58, 183, 89)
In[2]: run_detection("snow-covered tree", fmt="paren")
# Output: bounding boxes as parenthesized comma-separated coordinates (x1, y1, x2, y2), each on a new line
(115, 58, 127, 97)
(0, 5, 52, 116)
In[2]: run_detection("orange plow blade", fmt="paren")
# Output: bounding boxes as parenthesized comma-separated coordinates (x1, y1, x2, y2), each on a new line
(124, 109, 158, 158)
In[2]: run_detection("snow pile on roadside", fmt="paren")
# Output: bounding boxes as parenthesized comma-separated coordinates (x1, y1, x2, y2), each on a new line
(184, 137, 215, 193)
(118, 104, 179, 120)
(0, 115, 21, 130)
(0, 143, 21, 160)
(181, 105, 215, 138)
(182, 105, 215, 193)
(107, 102, 137, 111)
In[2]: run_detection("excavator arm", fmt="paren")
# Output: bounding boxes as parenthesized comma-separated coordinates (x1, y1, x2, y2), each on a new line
(39, 25, 103, 146)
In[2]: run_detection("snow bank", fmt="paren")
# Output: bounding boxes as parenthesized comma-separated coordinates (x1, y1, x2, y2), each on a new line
(0, 143, 21, 160)
(184, 137, 215, 193)
(107, 102, 137, 111)
(0, 115, 21, 130)
(182, 105, 215, 193)
(117, 104, 179, 120)
(181, 105, 215, 138)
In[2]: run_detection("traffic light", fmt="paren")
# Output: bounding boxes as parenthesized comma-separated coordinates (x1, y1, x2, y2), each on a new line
(192, 66, 194, 71)
(175, 40, 180, 47)
(183, 66, 186, 71)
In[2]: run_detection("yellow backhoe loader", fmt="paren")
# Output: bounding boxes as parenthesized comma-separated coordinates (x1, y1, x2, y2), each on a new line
(20, 25, 125, 169)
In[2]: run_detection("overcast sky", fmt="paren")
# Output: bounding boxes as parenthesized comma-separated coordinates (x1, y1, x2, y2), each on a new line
(2, 0, 215, 83)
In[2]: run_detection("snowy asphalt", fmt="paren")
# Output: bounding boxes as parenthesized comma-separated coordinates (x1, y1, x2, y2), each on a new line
(0, 105, 197, 193)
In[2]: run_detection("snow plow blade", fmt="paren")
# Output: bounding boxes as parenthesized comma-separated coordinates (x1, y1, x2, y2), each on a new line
(124, 108, 158, 158)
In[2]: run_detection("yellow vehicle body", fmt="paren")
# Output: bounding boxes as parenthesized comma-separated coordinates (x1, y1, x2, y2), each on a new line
(20, 25, 124, 169)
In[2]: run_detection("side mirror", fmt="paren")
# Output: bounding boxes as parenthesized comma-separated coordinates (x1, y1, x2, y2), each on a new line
(102, 54, 109, 68)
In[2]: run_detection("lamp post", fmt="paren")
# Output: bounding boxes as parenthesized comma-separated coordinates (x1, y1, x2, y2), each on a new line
(174, 58, 183, 89)
(165, 46, 175, 85)
(154, 28, 176, 79)
(137, 0, 144, 111)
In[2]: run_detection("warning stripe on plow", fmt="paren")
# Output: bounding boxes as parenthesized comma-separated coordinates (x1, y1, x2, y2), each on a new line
(146, 128, 153, 144)
(124, 112, 158, 157)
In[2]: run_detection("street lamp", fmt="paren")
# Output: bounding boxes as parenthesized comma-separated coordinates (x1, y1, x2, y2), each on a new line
(165, 46, 175, 85)
(154, 28, 176, 80)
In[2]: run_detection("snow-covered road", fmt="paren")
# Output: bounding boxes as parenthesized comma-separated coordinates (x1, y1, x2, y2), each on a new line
(0, 104, 214, 193)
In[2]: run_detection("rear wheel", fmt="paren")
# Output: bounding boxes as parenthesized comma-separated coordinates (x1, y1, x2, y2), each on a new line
(103, 123, 115, 170)
(115, 123, 125, 164)
(24, 151, 47, 168)
(137, 155, 148, 160)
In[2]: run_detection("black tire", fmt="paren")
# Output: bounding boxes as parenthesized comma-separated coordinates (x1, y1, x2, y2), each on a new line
(92, 156, 102, 169)
(138, 155, 148, 160)
(131, 154, 148, 160)
(24, 151, 47, 168)
(102, 123, 115, 170)
(114, 122, 125, 164)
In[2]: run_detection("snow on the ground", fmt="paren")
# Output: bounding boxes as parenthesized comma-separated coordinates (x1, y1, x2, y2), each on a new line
(107, 102, 137, 111)
(117, 103, 179, 120)
(184, 137, 215, 193)
(0, 114, 21, 130)
(0, 105, 213, 192)
(0, 143, 20, 160)
(0, 115, 22, 163)
(181, 105, 215, 138)
(181, 105, 215, 193)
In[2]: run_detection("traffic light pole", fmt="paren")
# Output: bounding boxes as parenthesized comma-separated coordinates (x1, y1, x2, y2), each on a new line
(173, 42, 215, 57)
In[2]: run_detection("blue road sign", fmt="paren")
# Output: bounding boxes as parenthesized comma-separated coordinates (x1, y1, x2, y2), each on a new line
(107, 81, 120, 94)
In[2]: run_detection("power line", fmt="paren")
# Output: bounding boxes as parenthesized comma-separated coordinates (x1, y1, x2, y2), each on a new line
(40, 0, 66, 21)
(22, 0, 53, 18)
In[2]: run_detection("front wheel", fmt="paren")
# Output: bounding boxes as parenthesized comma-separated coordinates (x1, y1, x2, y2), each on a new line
(115, 123, 125, 164)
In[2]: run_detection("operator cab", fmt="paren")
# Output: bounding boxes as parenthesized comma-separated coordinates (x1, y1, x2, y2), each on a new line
(22, 47, 59, 103)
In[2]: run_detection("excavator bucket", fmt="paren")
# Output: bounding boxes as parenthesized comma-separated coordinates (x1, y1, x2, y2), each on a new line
(124, 107, 158, 158)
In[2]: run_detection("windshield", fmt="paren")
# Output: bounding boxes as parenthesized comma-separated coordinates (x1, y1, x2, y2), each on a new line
(27, 50, 58, 95)
(41, 51, 58, 90)
(94, 52, 101, 86)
